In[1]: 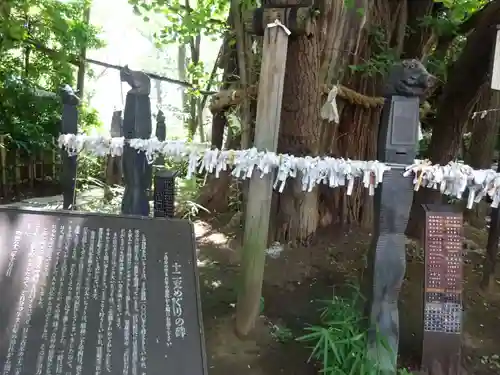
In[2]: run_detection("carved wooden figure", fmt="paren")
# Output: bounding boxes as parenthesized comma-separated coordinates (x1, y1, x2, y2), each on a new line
(59, 85, 80, 210)
(120, 66, 153, 216)
(155, 109, 166, 166)
(366, 60, 434, 374)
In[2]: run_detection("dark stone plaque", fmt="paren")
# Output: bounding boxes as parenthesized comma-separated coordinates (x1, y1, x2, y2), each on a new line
(0, 207, 207, 375)
(421, 204, 463, 373)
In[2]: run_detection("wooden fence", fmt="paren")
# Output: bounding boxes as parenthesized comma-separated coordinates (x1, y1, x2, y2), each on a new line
(0, 135, 60, 200)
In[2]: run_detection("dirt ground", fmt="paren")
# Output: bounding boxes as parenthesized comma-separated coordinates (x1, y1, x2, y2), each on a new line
(194, 216, 500, 375)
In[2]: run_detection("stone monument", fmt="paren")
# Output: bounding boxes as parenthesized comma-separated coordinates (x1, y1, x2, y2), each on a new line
(0, 206, 208, 375)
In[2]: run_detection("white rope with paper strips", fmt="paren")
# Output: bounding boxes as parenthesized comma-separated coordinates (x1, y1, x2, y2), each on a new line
(57, 134, 389, 195)
(58, 134, 500, 207)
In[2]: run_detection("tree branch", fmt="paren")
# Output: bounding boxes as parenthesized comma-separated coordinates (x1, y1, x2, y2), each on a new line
(433, 0, 500, 67)
(4, 34, 218, 95)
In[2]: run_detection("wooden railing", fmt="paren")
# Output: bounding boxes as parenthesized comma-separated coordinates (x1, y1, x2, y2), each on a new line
(0, 135, 60, 200)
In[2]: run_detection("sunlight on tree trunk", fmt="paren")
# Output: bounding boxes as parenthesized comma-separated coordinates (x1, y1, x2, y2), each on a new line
(77, 4, 92, 97)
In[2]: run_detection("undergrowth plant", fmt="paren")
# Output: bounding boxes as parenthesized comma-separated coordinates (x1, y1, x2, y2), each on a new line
(297, 285, 411, 375)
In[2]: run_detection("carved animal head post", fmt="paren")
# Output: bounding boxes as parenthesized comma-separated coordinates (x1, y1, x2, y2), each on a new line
(59, 84, 80, 210)
(155, 109, 166, 167)
(366, 59, 434, 374)
(120, 66, 153, 216)
(383, 59, 436, 99)
(110, 110, 123, 138)
(155, 110, 166, 141)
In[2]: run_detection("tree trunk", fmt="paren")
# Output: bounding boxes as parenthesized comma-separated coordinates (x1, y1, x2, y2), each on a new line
(466, 86, 500, 168)
(320, 0, 408, 229)
(461, 85, 500, 226)
(401, 0, 434, 59)
(475, 90, 500, 291)
(76, 5, 91, 97)
(271, 0, 322, 245)
(406, 15, 498, 238)
(197, 25, 240, 213)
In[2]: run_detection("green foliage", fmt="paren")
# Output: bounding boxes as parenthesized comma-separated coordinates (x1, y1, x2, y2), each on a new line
(424, 0, 489, 37)
(349, 27, 398, 77)
(297, 286, 411, 375)
(422, 0, 487, 79)
(0, 0, 103, 153)
(129, 0, 229, 44)
(0, 74, 59, 151)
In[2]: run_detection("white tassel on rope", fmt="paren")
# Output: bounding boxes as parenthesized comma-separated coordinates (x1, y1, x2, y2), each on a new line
(57, 133, 500, 208)
(266, 19, 292, 35)
(320, 85, 340, 124)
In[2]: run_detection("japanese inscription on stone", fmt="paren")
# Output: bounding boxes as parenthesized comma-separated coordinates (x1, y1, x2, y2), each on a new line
(0, 207, 207, 375)
(423, 206, 463, 335)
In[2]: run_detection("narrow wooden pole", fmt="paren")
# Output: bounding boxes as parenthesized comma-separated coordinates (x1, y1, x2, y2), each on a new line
(235, 21, 289, 337)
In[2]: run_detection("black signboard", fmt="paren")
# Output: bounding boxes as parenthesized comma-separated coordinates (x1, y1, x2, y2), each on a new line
(0, 207, 207, 375)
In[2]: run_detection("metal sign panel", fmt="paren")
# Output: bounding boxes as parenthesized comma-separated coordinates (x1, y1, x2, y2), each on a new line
(421, 204, 463, 373)
(0, 207, 207, 375)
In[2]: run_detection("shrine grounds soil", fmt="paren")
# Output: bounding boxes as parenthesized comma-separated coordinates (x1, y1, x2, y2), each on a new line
(195, 216, 500, 375)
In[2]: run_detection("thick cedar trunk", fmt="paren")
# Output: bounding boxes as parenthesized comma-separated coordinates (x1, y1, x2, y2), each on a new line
(474, 90, 500, 291)
(320, 0, 408, 229)
(271, 0, 375, 243)
(482, 179, 500, 291)
(466, 86, 500, 169)
(406, 19, 497, 238)
(401, 0, 434, 59)
(273, 16, 321, 244)
(462, 85, 500, 227)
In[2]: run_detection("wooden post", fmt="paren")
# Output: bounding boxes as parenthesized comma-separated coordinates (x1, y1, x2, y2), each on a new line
(235, 21, 289, 337)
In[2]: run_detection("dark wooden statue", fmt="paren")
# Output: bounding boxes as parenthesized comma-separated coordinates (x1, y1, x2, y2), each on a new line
(59, 85, 79, 210)
(366, 59, 434, 374)
(155, 109, 166, 166)
(120, 66, 152, 216)
(383, 59, 435, 98)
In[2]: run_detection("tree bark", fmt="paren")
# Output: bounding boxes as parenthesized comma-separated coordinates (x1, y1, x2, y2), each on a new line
(466, 86, 500, 168)
(271, 0, 322, 244)
(320, 0, 408, 229)
(406, 10, 499, 238)
(401, 0, 434, 59)
(197, 23, 240, 213)
(474, 90, 500, 291)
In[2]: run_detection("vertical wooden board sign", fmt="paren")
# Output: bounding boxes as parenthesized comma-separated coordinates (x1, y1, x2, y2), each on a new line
(491, 28, 500, 91)
(0, 207, 207, 375)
